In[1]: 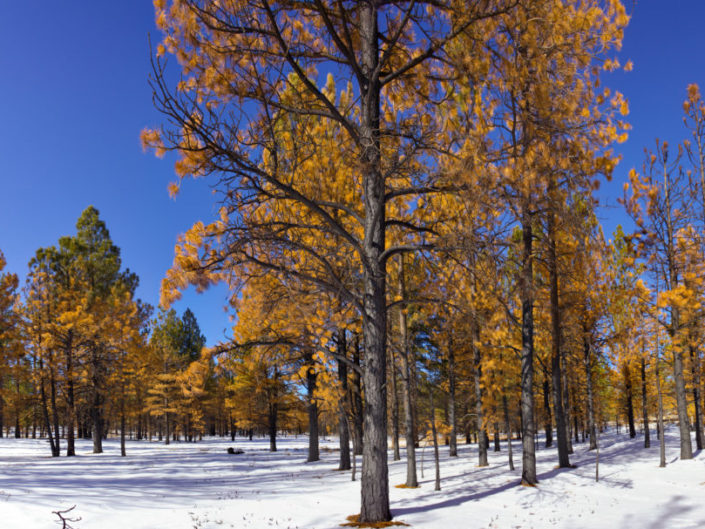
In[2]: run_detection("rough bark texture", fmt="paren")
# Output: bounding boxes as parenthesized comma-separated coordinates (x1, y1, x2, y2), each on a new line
(65, 332, 76, 457)
(306, 357, 319, 463)
(543, 378, 553, 448)
(430, 391, 441, 491)
(389, 349, 400, 461)
(338, 336, 350, 470)
(520, 214, 537, 485)
(655, 350, 666, 467)
(269, 400, 278, 452)
(352, 337, 364, 456)
(398, 256, 417, 487)
(359, 2, 390, 521)
(625, 365, 636, 439)
(641, 357, 650, 449)
(548, 214, 570, 467)
(503, 394, 515, 470)
(689, 344, 704, 450)
(448, 340, 458, 457)
(584, 335, 597, 451)
(473, 320, 488, 468)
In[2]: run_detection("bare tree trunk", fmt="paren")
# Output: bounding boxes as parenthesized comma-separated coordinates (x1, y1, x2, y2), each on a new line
(641, 357, 650, 448)
(671, 336, 693, 459)
(543, 377, 553, 448)
(448, 339, 458, 457)
(40, 365, 59, 457)
(473, 319, 488, 467)
(655, 346, 666, 467)
(337, 334, 350, 470)
(50, 368, 61, 456)
(583, 335, 597, 451)
(503, 395, 514, 470)
(352, 337, 364, 456)
(389, 348, 400, 461)
(430, 390, 440, 491)
(689, 344, 704, 450)
(398, 256, 418, 487)
(562, 357, 573, 454)
(625, 365, 636, 439)
(269, 401, 278, 452)
(520, 212, 537, 485)
(65, 333, 76, 457)
(548, 210, 570, 467)
(306, 353, 319, 463)
(120, 401, 126, 457)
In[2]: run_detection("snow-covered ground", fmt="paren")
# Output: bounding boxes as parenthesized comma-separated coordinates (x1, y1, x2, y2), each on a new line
(2, 427, 704, 528)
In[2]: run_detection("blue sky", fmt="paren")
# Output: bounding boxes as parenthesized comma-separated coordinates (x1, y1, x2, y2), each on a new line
(0, 1, 704, 345)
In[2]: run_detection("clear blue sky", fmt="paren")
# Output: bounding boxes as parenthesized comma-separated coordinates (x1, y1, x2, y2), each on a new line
(0, 1, 703, 345)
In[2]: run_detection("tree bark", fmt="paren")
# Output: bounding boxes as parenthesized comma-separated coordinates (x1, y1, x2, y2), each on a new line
(448, 338, 458, 457)
(306, 354, 319, 463)
(689, 344, 704, 450)
(389, 348, 400, 461)
(543, 377, 553, 448)
(430, 390, 441, 491)
(625, 365, 636, 439)
(473, 319, 488, 467)
(338, 334, 350, 470)
(655, 347, 666, 467)
(398, 256, 418, 487)
(520, 212, 537, 485)
(641, 357, 650, 449)
(65, 332, 76, 457)
(584, 334, 597, 451)
(358, 3, 391, 519)
(503, 394, 515, 470)
(352, 337, 364, 456)
(548, 211, 570, 467)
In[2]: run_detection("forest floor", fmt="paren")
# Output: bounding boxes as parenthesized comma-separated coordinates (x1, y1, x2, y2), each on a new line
(1, 426, 704, 529)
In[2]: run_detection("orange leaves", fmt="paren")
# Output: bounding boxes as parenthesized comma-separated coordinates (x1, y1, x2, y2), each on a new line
(140, 128, 165, 158)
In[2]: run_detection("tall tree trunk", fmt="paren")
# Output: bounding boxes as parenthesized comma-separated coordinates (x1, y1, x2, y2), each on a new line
(91, 348, 103, 454)
(358, 4, 391, 519)
(584, 334, 597, 451)
(64, 331, 76, 456)
(50, 367, 61, 456)
(120, 399, 126, 457)
(389, 348, 400, 461)
(473, 319, 488, 467)
(306, 354, 319, 463)
(689, 344, 704, 450)
(165, 410, 170, 446)
(503, 394, 515, 470)
(398, 256, 418, 487)
(338, 334, 350, 470)
(520, 212, 537, 485)
(352, 337, 364, 456)
(562, 357, 573, 454)
(548, 212, 570, 467)
(664, 161, 693, 460)
(543, 378, 553, 448)
(268, 401, 278, 452)
(655, 348, 666, 467)
(430, 390, 441, 491)
(493, 422, 500, 452)
(625, 365, 636, 439)
(14, 379, 21, 439)
(671, 331, 693, 459)
(448, 338, 458, 457)
(39, 363, 59, 457)
(641, 357, 650, 449)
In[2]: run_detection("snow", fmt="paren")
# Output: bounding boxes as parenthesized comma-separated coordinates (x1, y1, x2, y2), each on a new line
(2, 427, 705, 528)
